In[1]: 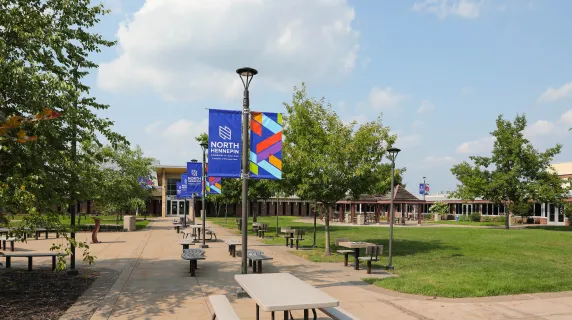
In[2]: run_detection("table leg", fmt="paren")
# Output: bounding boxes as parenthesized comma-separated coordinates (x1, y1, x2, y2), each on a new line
(289, 233, 294, 248)
(183, 244, 189, 249)
(256, 304, 260, 320)
(271, 311, 275, 320)
(283, 311, 288, 320)
(257, 260, 262, 274)
(45, 231, 48, 239)
(52, 256, 56, 271)
(354, 248, 360, 270)
(252, 260, 257, 273)
(6, 257, 11, 268)
(28, 257, 33, 271)
(304, 309, 309, 320)
(10, 241, 14, 252)
(312, 309, 317, 320)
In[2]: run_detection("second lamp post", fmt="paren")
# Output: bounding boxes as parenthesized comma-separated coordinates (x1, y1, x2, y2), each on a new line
(200, 143, 208, 248)
(386, 147, 400, 270)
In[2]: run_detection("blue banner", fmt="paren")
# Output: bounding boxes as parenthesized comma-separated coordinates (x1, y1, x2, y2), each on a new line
(186, 162, 202, 194)
(181, 174, 188, 198)
(419, 183, 430, 195)
(208, 109, 242, 178)
(176, 182, 182, 199)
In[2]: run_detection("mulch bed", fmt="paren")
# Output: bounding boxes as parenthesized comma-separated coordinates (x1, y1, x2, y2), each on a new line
(0, 269, 98, 320)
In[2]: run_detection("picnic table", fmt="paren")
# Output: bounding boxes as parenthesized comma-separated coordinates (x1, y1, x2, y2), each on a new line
(178, 239, 195, 249)
(235, 273, 338, 320)
(225, 239, 241, 257)
(281, 228, 296, 248)
(338, 241, 375, 270)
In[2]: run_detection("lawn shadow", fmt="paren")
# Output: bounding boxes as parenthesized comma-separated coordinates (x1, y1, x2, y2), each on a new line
(524, 226, 572, 232)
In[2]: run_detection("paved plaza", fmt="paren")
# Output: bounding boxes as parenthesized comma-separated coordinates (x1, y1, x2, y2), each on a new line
(4, 219, 572, 319)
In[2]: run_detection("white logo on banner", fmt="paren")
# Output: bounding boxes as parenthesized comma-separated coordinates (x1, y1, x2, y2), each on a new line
(191, 170, 198, 176)
(219, 126, 232, 140)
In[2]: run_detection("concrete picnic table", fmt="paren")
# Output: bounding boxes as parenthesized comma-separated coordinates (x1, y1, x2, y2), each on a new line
(235, 273, 338, 320)
(338, 241, 376, 270)
(178, 239, 195, 249)
(280, 228, 296, 248)
(225, 239, 241, 257)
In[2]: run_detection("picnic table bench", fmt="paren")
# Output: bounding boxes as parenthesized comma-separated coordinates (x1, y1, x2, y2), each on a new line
(319, 307, 360, 319)
(281, 227, 296, 248)
(1, 237, 16, 252)
(181, 248, 205, 277)
(1, 252, 66, 271)
(209, 295, 240, 320)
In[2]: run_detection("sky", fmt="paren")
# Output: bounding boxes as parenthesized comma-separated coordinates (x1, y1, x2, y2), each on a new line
(87, 0, 572, 196)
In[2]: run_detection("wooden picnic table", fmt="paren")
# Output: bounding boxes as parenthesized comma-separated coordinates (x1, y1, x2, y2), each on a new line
(235, 273, 338, 320)
(338, 241, 376, 270)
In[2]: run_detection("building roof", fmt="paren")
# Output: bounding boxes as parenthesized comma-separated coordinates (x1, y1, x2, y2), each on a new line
(551, 162, 572, 176)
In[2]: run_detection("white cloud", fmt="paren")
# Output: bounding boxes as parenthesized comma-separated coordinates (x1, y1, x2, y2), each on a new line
(538, 82, 572, 103)
(104, 0, 122, 14)
(141, 118, 208, 164)
(424, 156, 456, 163)
(369, 86, 407, 110)
(417, 100, 435, 113)
(455, 136, 495, 154)
(560, 109, 572, 125)
(144, 121, 163, 134)
(98, 0, 360, 102)
(411, 120, 424, 128)
(412, 0, 483, 19)
(524, 120, 556, 138)
(396, 134, 422, 148)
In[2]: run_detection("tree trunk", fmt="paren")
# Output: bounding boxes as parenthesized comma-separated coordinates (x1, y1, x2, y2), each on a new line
(324, 204, 331, 256)
(224, 203, 228, 221)
(253, 202, 258, 222)
(505, 203, 510, 229)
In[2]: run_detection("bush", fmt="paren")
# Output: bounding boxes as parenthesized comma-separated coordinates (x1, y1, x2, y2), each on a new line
(458, 215, 471, 222)
(470, 212, 481, 222)
(482, 216, 492, 222)
(494, 216, 506, 223)
(425, 213, 434, 220)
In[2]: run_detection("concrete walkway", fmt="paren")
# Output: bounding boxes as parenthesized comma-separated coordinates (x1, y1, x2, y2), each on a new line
(5, 218, 572, 319)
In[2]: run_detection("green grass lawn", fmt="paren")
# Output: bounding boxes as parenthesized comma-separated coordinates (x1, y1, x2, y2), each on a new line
(210, 216, 572, 298)
(7, 214, 150, 230)
(427, 220, 505, 226)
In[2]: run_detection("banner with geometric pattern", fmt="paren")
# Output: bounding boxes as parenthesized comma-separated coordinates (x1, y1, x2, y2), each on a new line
(250, 111, 282, 180)
(207, 177, 222, 194)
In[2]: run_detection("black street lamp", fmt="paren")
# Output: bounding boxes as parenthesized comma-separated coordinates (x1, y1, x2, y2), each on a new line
(386, 147, 401, 270)
(190, 159, 198, 225)
(200, 143, 208, 248)
(237, 66, 257, 274)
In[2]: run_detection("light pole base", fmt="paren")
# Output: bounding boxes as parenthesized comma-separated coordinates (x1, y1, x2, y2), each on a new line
(67, 269, 79, 276)
(199, 244, 209, 249)
(385, 265, 395, 270)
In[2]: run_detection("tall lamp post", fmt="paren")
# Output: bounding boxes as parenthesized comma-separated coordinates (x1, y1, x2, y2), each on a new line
(386, 147, 401, 270)
(68, 61, 79, 275)
(237, 66, 257, 274)
(200, 143, 208, 248)
(189, 159, 198, 226)
(421, 176, 427, 224)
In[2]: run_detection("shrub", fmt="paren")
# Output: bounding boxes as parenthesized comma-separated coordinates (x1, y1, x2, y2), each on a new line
(458, 215, 470, 222)
(425, 213, 434, 220)
(495, 216, 506, 223)
(482, 217, 492, 222)
(470, 212, 481, 222)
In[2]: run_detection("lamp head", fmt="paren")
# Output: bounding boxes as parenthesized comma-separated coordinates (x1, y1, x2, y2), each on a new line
(386, 147, 401, 162)
(191, 159, 198, 162)
(236, 67, 258, 90)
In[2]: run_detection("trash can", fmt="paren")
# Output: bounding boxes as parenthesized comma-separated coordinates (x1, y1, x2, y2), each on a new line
(236, 219, 242, 230)
(123, 215, 136, 231)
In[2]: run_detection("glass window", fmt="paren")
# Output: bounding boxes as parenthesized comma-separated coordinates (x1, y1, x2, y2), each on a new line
(167, 178, 179, 196)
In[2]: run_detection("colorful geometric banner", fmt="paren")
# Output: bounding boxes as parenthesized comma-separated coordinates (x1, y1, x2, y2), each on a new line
(208, 109, 242, 178)
(176, 182, 182, 199)
(186, 162, 202, 194)
(138, 176, 153, 189)
(250, 111, 283, 179)
(207, 177, 222, 194)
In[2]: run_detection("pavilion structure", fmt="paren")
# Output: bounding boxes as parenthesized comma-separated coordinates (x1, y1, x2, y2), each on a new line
(336, 185, 426, 225)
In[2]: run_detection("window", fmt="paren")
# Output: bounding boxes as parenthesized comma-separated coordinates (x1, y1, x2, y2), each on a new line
(167, 178, 179, 196)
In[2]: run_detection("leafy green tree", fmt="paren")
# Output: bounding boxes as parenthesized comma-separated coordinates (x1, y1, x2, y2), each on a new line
(512, 201, 531, 223)
(450, 114, 569, 229)
(95, 144, 155, 221)
(563, 202, 572, 223)
(283, 84, 397, 255)
(429, 201, 450, 215)
(0, 0, 123, 268)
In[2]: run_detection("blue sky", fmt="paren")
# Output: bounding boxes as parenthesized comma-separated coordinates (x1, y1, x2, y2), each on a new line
(87, 0, 572, 196)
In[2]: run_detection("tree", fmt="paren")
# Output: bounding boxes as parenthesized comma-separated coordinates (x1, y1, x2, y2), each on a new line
(450, 114, 570, 229)
(283, 84, 397, 255)
(512, 201, 531, 223)
(95, 143, 155, 221)
(0, 0, 123, 268)
(429, 201, 449, 216)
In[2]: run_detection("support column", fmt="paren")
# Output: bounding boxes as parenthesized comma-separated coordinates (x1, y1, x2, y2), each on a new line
(340, 204, 345, 222)
(418, 204, 422, 225)
(161, 168, 166, 218)
(375, 204, 381, 223)
(350, 203, 355, 224)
